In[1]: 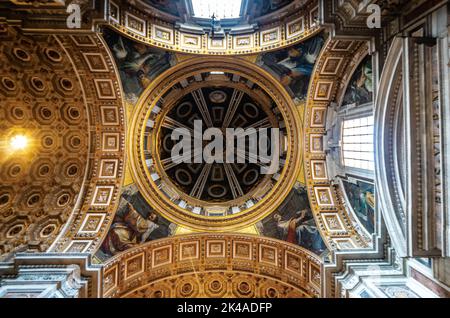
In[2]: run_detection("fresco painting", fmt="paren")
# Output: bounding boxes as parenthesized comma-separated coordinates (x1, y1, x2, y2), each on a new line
(98, 185, 176, 260)
(342, 55, 373, 106)
(342, 179, 375, 234)
(257, 184, 327, 256)
(257, 33, 325, 103)
(103, 28, 176, 104)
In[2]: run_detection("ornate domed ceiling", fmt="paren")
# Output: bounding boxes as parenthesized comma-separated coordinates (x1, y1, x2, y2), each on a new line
(0, 29, 89, 256)
(129, 57, 303, 232)
(0, 26, 127, 257)
(0, 0, 447, 301)
(158, 84, 278, 204)
(0, 15, 371, 264)
(97, 25, 371, 264)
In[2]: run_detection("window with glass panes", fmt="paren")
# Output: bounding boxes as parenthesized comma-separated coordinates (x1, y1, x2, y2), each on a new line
(342, 116, 375, 171)
(191, 0, 243, 19)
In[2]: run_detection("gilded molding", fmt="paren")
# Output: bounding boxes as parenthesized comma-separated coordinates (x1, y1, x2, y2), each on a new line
(102, 233, 322, 298)
(303, 38, 369, 250)
(104, 0, 322, 56)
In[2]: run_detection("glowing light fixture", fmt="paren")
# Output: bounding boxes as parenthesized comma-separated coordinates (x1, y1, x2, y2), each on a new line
(191, 0, 243, 19)
(10, 135, 29, 151)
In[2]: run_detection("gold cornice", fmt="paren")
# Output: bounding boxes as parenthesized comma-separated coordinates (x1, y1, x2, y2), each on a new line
(102, 0, 323, 56)
(106, 22, 324, 56)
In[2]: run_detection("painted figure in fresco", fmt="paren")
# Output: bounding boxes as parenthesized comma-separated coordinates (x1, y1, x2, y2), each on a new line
(97, 184, 176, 260)
(355, 190, 375, 233)
(104, 29, 174, 104)
(101, 203, 160, 255)
(273, 209, 326, 254)
(257, 184, 327, 256)
(343, 180, 375, 234)
(258, 35, 325, 102)
(342, 56, 373, 106)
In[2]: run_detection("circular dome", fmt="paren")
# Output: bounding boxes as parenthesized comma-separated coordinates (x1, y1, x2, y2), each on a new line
(129, 57, 302, 231)
(156, 85, 279, 205)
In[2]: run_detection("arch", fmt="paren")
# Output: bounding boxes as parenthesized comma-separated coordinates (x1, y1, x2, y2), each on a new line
(374, 37, 406, 256)
(48, 34, 127, 254)
(102, 234, 322, 298)
(303, 38, 372, 251)
(0, 26, 127, 256)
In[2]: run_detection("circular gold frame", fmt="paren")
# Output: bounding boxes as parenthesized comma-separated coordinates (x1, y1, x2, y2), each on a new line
(128, 57, 303, 232)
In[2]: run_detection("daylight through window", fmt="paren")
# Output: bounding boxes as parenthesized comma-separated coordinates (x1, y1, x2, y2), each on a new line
(191, 0, 243, 19)
(342, 116, 375, 171)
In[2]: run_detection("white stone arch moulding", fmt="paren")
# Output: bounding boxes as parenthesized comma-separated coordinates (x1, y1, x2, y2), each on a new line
(374, 37, 407, 257)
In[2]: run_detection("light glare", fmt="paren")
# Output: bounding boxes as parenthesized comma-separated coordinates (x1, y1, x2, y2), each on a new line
(10, 135, 28, 151)
(191, 0, 242, 19)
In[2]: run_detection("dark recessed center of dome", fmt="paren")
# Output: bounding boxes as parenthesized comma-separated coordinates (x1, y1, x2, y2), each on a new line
(159, 86, 276, 203)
